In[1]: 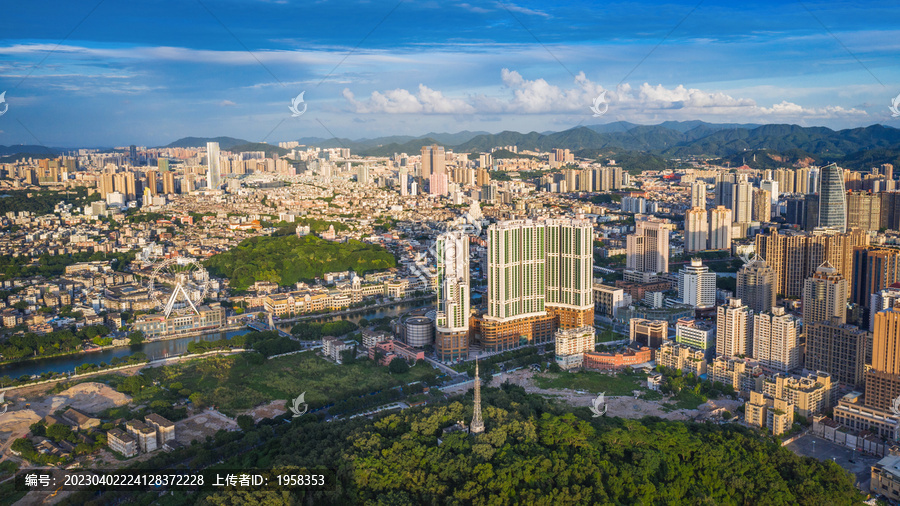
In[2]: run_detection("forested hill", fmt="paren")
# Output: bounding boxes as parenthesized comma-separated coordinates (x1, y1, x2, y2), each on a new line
(68, 384, 864, 505)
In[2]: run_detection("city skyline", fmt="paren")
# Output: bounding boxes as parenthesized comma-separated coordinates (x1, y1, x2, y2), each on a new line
(0, 0, 898, 146)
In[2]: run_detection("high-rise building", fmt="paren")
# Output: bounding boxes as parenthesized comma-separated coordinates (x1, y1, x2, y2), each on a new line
(158, 158, 169, 172)
(752, 188, 771, 222)
(709, 206, 733, 250)
(760, 179, 779, 206)
(851, 247, 900, 315)
(435, 231, 471, 362)
(684, 207, 708, 253)
(755, 228, 869, 298)
(733, 176, 753, 224)
(715, 173, 735, 209)
(98, 173, 116, 198)
(805, 317, 866, 387)
(206, 142, 221, 189)
(429, 171, 448, 196)
(795, 167, 810, 194)
(736, 256, 776, 314)
(678, 258, 716, 309)
(717, 298, 752, 358)
(626, 216, 672, 274)
(357, 164, 369, 185)
(398, 167, 409, 196)
(818, 163, 846, 231)
(866, 307, 900, 411)
(691, 181, 707, 210)
(802, 261, 847, 325)
(544, 219, 595, 329)
(479, 218, 593, 353)
(846, 191, 881, 231)
(785, 197, 806, 227)
(162, 172, 176, 195)
(146, 170, 158, 197)
(880, 193, 900, 231)
(752, 307, 799, 373)
(630, 318, 667, 349)
(420, 144, 445, 178)
(804, 194, 820, 230)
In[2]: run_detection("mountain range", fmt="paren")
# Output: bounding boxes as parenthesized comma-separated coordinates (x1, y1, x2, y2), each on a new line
(4, 122, 899, 171)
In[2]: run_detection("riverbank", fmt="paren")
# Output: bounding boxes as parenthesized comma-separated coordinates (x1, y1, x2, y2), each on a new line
(0, 323, 247, 371)
(0, 348, 247, 395)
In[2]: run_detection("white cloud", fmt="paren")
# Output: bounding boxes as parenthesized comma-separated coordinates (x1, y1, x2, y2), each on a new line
(343, 85, 475, 114)
(495, 2, 550, 18)
(219, 100, 237, 106)
(343, 69, 869, 121)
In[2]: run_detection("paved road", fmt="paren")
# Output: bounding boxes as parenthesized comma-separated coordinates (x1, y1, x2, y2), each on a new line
(786, 434, 877, 493)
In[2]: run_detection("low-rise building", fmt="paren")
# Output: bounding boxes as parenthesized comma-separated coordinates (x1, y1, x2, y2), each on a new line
(107, 428, 137, 457)
(744, 391, 794, 435)
(708, 356, 762, 393)
(368, 339, 425, 365)
(582, 346, 653, 371)
(145, 413, 176, 445)
(760, 371, 832, 418)
(322, 336, 356, 364)
(832, 391, 900, 441)
(870, 455, 900, 499)
(655, 341, 708, 376)
(126, 420, 158, 453)
(554, 326, 595, 370)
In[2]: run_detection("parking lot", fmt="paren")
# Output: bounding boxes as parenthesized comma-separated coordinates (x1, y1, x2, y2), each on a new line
(786, 434, 879, 492)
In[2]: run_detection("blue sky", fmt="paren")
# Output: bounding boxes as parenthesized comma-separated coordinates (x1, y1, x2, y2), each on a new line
(1, 0, 898, 147)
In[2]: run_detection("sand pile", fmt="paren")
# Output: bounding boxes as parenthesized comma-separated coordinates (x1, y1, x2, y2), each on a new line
(0, 409, 42, 438)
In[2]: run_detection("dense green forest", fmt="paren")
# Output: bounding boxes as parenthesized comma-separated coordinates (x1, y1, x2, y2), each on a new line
(59, 384, 863, 505)
(204, 234, 396, 290)
(0, 250, 135, 279)
(0, 187, 100, 216)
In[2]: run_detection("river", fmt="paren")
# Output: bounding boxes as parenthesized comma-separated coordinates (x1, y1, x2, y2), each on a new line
(0, 301, 430, 380)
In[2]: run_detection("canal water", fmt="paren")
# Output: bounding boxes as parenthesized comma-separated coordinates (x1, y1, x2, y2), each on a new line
(0, 301, 429, 379)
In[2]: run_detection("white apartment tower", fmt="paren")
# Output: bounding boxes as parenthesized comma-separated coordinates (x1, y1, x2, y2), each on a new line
(691, 181, 707, 210)
(206, 141, 221, 189)
(709, 205, 733, 250)
(626, 216, 672, 274)
(717, 297, 752, 358)
(685, 207, 708, 253)
(436, 231, 471, 361)
(678, 258, 716, 309)
(753, 306, 800, 373)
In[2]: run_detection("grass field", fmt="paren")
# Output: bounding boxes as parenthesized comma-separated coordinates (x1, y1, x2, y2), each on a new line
(139, 352, 439, 416)
(534, 370, 646, 396)
(594, 326, 624, 343)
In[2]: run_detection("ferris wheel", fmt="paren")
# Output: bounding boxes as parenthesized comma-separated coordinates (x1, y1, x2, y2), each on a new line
(148, 257, 211, 317)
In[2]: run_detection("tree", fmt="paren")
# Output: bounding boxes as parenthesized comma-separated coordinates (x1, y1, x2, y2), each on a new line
(388, 358, 409, 374)
(29, 421, 46, 437)
(13, 301, 28, 311)
(127, 331, 145, 345)
(46, 423, 73, 442)
(236, 414, 255, 431)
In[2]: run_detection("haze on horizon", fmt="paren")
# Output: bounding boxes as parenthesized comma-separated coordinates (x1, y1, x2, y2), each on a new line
(1, 0, 898, 147)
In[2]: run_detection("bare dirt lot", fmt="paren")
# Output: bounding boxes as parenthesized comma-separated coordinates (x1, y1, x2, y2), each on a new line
(242, 400, 287, 423)
(175, 408, 239, 445)
(0, 382, 131, 444)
